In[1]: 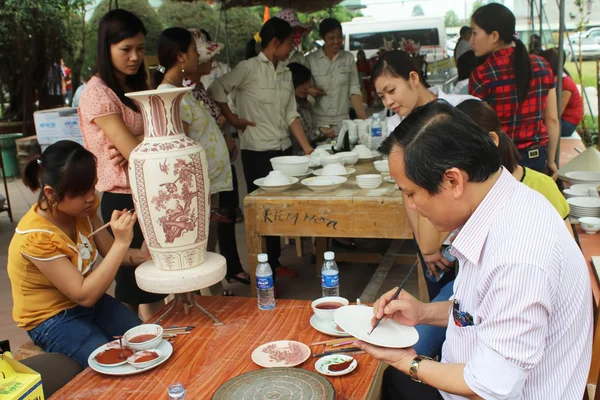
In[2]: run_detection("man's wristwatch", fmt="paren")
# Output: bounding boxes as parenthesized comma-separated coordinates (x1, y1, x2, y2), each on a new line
(409, 355, 432, 382)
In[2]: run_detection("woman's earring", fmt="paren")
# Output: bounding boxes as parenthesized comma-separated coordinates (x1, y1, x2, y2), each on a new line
(181, 64, 185, 74)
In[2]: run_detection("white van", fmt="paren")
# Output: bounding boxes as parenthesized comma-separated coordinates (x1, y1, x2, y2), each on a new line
(341, 17, 447, 62)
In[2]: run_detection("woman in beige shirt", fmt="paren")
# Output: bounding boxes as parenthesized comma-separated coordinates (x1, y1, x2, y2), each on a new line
(306, 18, 367, 129)
(209, 17, 313, 277)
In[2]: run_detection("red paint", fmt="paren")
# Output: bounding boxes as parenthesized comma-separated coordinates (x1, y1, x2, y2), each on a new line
(129, 334, 157, 343)
(328, 360, 353, 372)
(134, 351, 159, 363)
(95, 348, 133, 364)
(315, 302, 344, 310)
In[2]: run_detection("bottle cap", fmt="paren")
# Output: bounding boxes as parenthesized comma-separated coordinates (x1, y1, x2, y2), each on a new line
(372, 113, 379, 118)
(258, 253, 268, 263)
(324, 251, 335, 261)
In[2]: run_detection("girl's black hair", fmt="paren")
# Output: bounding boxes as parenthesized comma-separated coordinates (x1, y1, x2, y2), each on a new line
(96, 9, 148, 112)
(539, 48, 570, 78)
(245, 17, 292, 59)
(319, 18, 342, 37)
(154, 28, 193, 89)
(456, 100, 520, 173)
(287, 62, 312, 88)
(456, 50, 486, 81)
(472, 3, 531, 104)
(371, 50, 430, 88)
(22, 141, 97, 211)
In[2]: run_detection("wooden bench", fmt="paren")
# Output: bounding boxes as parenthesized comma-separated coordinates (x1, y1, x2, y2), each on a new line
(14, 340, 44, 361)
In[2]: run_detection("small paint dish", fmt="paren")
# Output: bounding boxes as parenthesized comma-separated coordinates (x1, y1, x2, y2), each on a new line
(315, 355, 357, 376)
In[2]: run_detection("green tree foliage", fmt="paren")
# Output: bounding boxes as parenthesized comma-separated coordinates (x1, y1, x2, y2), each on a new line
(0, 0, 87, 123)
(82, 0, 163, 79)
(296, 5, 362, 54)
(412, 5, 425, 17)
(444, 10, 461, 27)
(159, 1, 263, 66)
(471, 0, 484, 17)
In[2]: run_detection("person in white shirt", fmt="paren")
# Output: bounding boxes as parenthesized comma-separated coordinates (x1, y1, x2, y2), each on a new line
(356, 100, 592, 400)
(454, 26, 473, 62)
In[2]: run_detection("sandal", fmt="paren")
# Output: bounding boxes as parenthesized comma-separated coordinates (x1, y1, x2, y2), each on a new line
(332, 238, 357, 250)
(222, 290, 234, 296)
(226, 275, 251, 285)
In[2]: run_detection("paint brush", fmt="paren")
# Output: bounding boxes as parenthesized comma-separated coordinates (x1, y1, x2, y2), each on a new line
(368, 260, 418, 336)
(88, 208, 135, 238)
(313, 347, 363, 358)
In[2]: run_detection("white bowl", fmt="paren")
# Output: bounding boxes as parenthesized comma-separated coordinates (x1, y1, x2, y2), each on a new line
(270, 156, 310, 176)
(321, 154, 346, 167)
(127, 349, 163, 369)
(563, 188, 589, 199)
(373, 160, 390, 175)
(565, 171, 600, 186)
(579, 217, 600, 233)
(123, 324, 163, 351)
(311, 296, 349, 323)
(264, 170, 291, 186)
(356, 174, 382, 189)
(588, 188, 600, 198)
(254, 177, 299, 193)
(571, 184, 598, 192)
(314, 167, 355, 177)
(567, 197, 600, 208)
(337, 151, 359, 166)
(311, 148, 330, 159)
(302, 176, 347, 192)
(353, 145, 372, 158)
(322, 163, 347, 176)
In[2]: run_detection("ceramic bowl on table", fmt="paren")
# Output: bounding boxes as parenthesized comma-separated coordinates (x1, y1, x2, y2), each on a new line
(563, 187, 589, 199)
(373, 160, 390, 175)
(313, 164, 355, 177)
(123, 324, 163, 351)
(127, 349, 163, 369)
(254, 177, 299, 193)
(270, 156, 310, 176)
(311, 296, 349, 323)
(321, 154, 346, 167)
(263, 170, 291, 186)
(352, 145, 372, 159)
(579, 217, 600, 234)
(356, 174, 383, 189)
(301, 176, 347, 193)
(565, 171, 600, 186)
(336, 151, 359, 166)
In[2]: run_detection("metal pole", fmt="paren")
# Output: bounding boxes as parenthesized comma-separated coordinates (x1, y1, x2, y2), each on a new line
(530, 0, 535, 39)
(556, 0, 565, 167)
(223, 4, 231, 66)
(539, 0, 543, 40)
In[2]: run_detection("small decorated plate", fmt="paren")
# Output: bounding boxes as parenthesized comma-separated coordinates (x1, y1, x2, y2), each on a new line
(251, 340, 311, 368)
(315, 355, 357, 376)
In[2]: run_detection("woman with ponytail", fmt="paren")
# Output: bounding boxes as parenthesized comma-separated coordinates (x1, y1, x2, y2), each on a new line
(78, 9, 166, 318)
(209, 17, 313, 278)
(469, 3, 559, 179)
(7, 141, 148, 368)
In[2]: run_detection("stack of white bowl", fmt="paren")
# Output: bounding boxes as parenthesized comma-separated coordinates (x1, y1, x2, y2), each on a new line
(356, 174, 382, 189)
(567, 197, 600, 219)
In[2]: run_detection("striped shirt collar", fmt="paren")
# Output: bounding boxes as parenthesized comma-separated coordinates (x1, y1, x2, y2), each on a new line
(452, 167, 512, 266)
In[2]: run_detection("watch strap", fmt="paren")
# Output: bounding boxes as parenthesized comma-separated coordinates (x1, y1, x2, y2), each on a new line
(409, 355, 432, 382)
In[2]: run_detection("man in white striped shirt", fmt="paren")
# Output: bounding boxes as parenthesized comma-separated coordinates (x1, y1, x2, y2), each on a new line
(357, 100, 592, 400)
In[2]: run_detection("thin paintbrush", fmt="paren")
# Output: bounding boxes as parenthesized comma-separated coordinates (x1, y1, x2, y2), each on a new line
(367, 260, 418, 335)
(87, 208, 135, 238)
(313, 347, 363, 358)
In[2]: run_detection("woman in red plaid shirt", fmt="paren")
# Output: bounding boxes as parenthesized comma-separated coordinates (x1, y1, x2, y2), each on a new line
(468, 3, 559, 180)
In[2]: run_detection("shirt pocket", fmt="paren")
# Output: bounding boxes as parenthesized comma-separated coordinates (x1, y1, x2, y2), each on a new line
(255, 81, 276, 104)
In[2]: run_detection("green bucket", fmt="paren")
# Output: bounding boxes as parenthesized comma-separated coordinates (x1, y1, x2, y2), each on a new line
(0, 133, 24, 177)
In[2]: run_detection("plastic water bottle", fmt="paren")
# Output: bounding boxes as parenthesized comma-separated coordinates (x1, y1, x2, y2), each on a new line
(168, 383, 185, 399)
(425, 246, 456, 282)
(321, 251, 339, 297)
(370, 113, 383, 150)
(256, 253, 275, 310)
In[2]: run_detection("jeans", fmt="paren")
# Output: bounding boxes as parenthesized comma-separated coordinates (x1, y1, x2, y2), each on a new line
(413, 280, 454, 358)
(218, 164, 244, 278)
(518, 145, 547, 174)
(382, 366, 443, 400)
(561, 119, 578, 137)
(27, 294, 142, 368)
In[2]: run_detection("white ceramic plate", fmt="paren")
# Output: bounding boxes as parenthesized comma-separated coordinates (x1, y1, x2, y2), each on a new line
(313, 168, 356, 177)
(315, 355, 357, 376)
(567, 197, 600, 208)
(334, 306, 419, 348)
(309, 314, 352, 337)
(88, 339, 173, 376)
(384, 176, 395, 183)
(571, 184, 598, 191)
(566, 171, 600, 184)
(254, 177, 299, 192)
(251, 340, 311, 368)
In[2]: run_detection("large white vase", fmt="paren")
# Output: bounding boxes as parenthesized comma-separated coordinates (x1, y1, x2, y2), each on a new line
(126, 87, 210, 271)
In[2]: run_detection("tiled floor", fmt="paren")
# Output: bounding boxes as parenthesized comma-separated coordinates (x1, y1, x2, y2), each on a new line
(0, 156, 418, 353)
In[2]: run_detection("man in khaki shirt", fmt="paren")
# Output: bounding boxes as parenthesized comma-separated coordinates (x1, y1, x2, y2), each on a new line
(306, 18, 367, 128)
(209, 52, 301, 152)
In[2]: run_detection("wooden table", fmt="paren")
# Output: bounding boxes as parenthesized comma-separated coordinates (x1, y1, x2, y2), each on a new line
(51, 297, 383, 399)
(244, 163, 418, 297)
